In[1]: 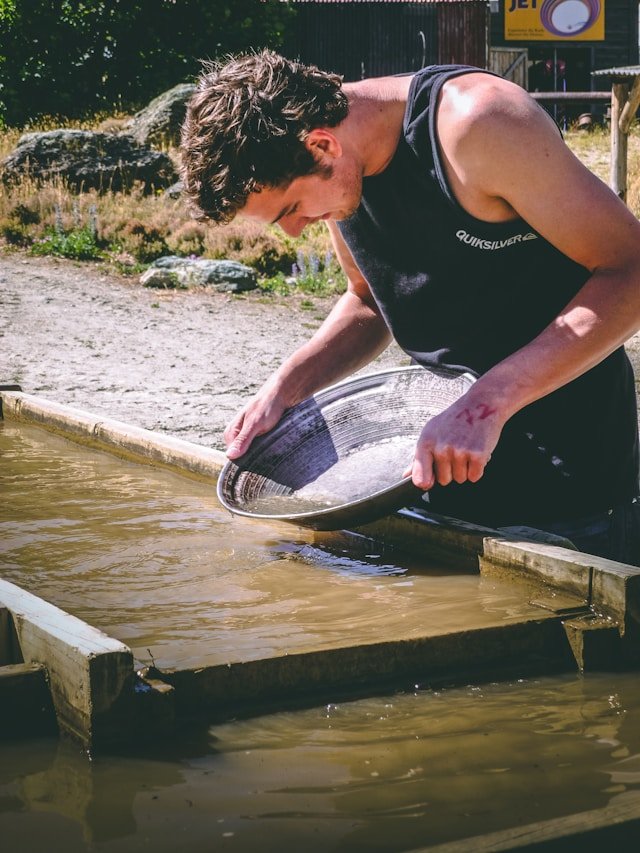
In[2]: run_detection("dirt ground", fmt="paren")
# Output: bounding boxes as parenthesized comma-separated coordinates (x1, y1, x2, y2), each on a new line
(2, 252, 640, 450)
(0, 253, 406, 448)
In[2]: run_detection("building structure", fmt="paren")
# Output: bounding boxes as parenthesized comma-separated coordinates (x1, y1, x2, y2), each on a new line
(283, 0, 491, 80)
(490, 0, 639, 95)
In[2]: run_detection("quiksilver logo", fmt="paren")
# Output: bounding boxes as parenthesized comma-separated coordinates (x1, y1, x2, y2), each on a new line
(456, 229, 538, 250)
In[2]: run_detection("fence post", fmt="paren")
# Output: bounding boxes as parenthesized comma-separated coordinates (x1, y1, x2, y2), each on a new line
(611, 82, 629, 201)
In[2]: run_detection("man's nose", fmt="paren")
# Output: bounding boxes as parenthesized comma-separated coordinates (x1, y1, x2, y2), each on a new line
(279, 219, 306, 238)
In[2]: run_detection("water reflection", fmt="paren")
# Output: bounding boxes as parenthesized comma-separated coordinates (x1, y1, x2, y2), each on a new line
(2, 674, 640, 851)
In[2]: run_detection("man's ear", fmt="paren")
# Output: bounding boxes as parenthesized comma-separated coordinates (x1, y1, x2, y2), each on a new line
(304, 128, 342, 159)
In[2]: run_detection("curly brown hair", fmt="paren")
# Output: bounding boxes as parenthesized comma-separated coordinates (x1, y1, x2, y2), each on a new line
(180, 50, 349, 224)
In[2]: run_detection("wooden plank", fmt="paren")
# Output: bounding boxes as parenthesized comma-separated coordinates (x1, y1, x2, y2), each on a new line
(591, 559, 640, 620)
(165, 618, 574, 719)
(417, 792, 640, 851)
(0, 606, 16, 666)
(619, 75, 640, 133)
(357, 507, 494, 570)
(0, 578, 134, 749)
(591, 561, 640, 658)
(0, 390, 226, 480)
(563, 616, 622, 673)
(611, 81, 629, 200)
(481, 538, 593, 599)
(0, 663, 57, 736)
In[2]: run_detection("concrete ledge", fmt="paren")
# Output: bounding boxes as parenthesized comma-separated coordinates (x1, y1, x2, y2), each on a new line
(0, 579, 135, 749)
(0, 390, 227, 480)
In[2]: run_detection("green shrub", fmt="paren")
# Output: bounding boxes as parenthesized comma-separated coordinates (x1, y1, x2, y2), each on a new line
(258, 272, 294, 296)
(290, 249, 346, 296)
(30, 226, 103, 260)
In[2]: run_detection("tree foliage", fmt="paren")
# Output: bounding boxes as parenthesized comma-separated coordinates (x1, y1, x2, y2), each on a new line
(0, 0, 294, 126)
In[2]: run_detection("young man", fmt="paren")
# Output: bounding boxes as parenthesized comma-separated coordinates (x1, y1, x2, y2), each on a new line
(181, 50, 640, 561)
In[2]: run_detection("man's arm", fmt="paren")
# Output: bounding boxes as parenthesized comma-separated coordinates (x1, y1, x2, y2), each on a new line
(409, 74, 640, 490)
(224, 222, 391, 458)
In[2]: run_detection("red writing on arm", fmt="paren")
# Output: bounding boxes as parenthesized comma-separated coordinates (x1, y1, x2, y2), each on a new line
(456, 408, 475, 426)
(476, 403, 497, 420)
(455, 404, 497, 426)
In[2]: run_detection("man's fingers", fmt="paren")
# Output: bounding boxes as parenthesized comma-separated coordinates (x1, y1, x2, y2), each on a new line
(467, 453, 487, 483)
(226, 432, 250, 460)
(411, 448, 435, 490)
(223, 413, 245, 448)
(225, 409, 282, 459)
(451, 448, 469, 484)
(410, 446, 490, 488)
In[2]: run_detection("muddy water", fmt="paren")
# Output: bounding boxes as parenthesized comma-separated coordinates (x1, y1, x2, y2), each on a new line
(4, 427, 640, 850)
(2, 673, 640, 851)
(1, 421, 546, 670)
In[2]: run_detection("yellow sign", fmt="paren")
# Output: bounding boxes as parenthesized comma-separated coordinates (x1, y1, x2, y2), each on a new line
(505, 0, 605, 41)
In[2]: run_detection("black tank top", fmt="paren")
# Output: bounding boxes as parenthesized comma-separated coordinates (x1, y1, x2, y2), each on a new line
(337, 64, 639, 526)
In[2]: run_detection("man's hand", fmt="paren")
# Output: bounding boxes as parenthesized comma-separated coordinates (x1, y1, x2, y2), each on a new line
(223, 379, 289, 460)
(404, 393, 505, 489)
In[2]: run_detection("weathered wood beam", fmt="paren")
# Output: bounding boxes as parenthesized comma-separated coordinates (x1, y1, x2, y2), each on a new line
(611, 82, 629, 200)
(0, 662, 57, 736)
(0, 579, 134, 749)
(619, 75, 640, 133)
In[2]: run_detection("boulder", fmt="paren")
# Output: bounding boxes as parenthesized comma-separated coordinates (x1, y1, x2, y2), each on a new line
(124, 83, 196, 148)
(164, 181, 184, 200)
(139, 268, 185, 290)
(1, 130, 177, 192)
(141, 256, 257, 292)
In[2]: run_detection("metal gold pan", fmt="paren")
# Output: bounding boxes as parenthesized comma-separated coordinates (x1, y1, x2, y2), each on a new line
(217, 365, 476, 530)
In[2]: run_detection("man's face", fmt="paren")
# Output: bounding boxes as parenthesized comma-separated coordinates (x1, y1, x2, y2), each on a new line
(241, 162, 362, 238)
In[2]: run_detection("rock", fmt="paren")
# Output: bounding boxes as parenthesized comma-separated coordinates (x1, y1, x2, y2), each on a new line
(139, 268, 185, 290)
(124, 84, 196, 148)
(142, 256, 257, 292)
(1, 130, 177, 192)
(164, 181, 184, 199)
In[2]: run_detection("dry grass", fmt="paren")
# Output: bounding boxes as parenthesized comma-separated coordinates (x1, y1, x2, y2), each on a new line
(0, 112, 339, 283)
(565, 123, 640, 213)
(1, 115, 639, 284)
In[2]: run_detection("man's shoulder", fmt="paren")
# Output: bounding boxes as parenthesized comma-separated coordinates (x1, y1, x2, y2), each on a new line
(436, 72, 545, 159)
(439, 71, 532, 122)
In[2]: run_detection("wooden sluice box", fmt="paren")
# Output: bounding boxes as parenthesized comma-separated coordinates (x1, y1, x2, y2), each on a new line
(2, 387, 640, 760)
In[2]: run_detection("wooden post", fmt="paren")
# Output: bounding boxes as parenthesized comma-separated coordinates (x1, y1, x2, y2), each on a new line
(611, 82, 629, 201)
(619, 75, 640, 133)
(0, 579, 134, 749)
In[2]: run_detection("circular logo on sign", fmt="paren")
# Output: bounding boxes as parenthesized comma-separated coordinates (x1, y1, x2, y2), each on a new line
(540, 0, 600, 37)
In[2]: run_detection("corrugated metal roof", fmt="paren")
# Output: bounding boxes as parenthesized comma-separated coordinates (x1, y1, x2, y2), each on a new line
(592, 66, 640, 78)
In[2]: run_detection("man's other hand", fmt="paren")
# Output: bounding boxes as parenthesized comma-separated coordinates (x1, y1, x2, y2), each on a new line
(223, 383, 288, 460)
(403, 393, 505, 489)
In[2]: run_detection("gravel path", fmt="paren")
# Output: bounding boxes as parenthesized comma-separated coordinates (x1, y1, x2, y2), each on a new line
(0, 253, 406, 448)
